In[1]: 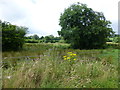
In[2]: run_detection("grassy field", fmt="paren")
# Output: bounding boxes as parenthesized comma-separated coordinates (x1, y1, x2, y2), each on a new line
(2, 43, 119, 88)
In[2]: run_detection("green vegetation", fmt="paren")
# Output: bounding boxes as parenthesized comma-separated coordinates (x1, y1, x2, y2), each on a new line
(2, 43, 118, 88)
(1, 20, 27, 51)
(25, 35, 62, 43)
(58, 3, 114, 49)
(107, 34, 120, 43)
(1, 2, 119, 88)
(113, 36, 120, 43)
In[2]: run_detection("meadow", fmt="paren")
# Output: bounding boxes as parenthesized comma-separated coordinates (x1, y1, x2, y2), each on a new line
(2, 43, 119, 88)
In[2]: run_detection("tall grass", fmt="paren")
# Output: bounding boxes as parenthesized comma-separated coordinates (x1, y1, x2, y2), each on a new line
(2, 43, 118, 88)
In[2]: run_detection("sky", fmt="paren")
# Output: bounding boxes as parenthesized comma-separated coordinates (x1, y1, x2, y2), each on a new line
(0, 0, 119, 37)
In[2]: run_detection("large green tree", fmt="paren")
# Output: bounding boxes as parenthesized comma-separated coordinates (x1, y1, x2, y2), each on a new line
(1, 20, 28, 51)
(58, 3, 114, 49)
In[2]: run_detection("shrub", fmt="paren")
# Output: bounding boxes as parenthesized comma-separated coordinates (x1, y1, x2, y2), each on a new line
(1, 20, 27, 51)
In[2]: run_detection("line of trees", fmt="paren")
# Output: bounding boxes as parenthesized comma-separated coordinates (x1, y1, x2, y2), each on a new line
(25, 34, 63, 43)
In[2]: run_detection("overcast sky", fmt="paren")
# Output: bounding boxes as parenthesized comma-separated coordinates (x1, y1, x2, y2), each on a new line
(0, 0, 119, 37)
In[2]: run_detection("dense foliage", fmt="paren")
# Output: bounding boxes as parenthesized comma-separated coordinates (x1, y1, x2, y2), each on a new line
(58, 3, 114, 49)
(1, 20, 28, 51)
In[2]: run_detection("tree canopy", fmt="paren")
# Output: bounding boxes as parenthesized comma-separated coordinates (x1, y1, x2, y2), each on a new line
(1, 20, 28, 51)
(58, 3, 114, 49)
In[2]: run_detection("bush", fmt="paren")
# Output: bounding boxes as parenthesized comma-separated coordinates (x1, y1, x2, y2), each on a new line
(1, 20, 27, 51)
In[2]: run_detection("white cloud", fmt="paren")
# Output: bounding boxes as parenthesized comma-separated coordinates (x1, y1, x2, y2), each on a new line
(0, 0, 119, 36)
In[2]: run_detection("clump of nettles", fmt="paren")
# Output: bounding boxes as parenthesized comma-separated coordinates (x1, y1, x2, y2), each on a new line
(63, 52, 77, 64)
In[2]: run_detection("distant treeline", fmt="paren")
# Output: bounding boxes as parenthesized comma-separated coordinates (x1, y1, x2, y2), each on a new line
(25, 34, 64, 43)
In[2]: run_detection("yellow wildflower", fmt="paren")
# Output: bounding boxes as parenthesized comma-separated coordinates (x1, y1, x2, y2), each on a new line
(73, 54, 76, 56)
(67, 57, 70, 59)
(73, 59, 76, 60)
(63, 56, 67, 58)
(64, 58, 67, 60)
(63, 52, 77, 62)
